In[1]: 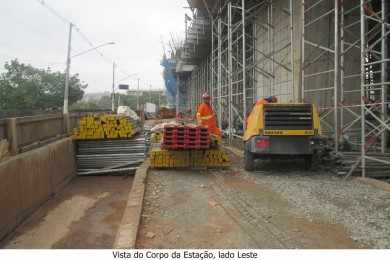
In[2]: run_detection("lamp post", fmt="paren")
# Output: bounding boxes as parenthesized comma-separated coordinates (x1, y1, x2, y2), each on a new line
(112, 62, 116, 112)
(63, 23, 73, 116)
(71, 42, 115, 59)
(137, 78, 140, 111)
(63, 32, 115, 115)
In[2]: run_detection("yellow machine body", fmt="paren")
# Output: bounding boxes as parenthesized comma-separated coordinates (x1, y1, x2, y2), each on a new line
(243, 103, 322, 171)
(243, 103, 321, 141)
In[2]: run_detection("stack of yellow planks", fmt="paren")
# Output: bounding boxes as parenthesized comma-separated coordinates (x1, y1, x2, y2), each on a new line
(150, 132, 163, 143)
(73, 115, 138, 140)
(150, 148, 230, 168)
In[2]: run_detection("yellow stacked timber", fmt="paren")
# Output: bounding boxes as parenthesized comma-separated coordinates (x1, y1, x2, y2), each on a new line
(73, 115, 137, 140)
(151, 132, 163, 143)
(202, 149, 230, 167)
(150, 148, 230, 168)
(150, 148, 190, 168)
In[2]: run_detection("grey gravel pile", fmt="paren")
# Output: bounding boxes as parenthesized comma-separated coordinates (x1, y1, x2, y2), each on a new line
(238, 168, 390, 248)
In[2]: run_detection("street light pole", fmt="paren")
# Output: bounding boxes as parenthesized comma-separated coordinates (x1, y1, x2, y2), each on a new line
(63, 22, 73, 134)
(71, 42, 115, 59)
(112, 62, 116, 112)
(158, 92, 160, 109)
(149, 84, 152, 103)
(137, 78, 140, 111)
(63, 22, 73, 115)
(63, 35, 114, 115)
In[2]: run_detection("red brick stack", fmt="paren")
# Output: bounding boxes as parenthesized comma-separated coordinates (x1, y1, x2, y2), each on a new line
(162, 125, 210, 150)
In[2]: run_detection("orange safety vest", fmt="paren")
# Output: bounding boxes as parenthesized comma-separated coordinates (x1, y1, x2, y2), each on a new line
(196, 102, 221, 137)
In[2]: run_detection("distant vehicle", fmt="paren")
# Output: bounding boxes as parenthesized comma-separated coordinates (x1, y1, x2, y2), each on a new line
(144, 103, 157, 119)
(145, 103, 157, 114)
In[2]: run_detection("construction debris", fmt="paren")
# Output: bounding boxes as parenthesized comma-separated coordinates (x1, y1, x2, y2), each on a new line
(157, 107, 175, 119)
(340, 152, 390, 178)
(311, 139, 390, 179)
(73, 114, 139, 140)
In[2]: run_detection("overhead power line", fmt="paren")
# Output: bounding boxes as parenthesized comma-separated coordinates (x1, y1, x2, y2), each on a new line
(35, 0, 70, 25)
(35, 1, 112, 63)
(34, 0, 137, 83)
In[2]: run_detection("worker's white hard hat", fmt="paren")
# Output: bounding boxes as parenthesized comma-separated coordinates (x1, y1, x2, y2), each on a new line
(202, 92, 210, 99)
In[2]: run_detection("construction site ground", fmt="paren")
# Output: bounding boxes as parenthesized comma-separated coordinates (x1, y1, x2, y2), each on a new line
(1, 176, 133, 249)
(1, 119, 389, 249)
(138, 147, 390, 249)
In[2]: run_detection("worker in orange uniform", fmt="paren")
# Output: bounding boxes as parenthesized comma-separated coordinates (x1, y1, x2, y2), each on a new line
(196, 92, 222, 137)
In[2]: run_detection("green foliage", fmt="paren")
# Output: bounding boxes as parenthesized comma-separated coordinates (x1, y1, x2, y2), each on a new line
(71, 91, 168, 112)
(71, 95, 112, 111)
(0, 59, 86, 111)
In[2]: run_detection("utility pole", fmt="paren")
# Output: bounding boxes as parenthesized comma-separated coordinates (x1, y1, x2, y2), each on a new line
(63, 22, 73, 134)
(149, 84, 152, 103)
(63, 23, 73, 115)
(137, 78, 140, 111)
(111, 62, 116, 112)
(158, 92, 161, 110)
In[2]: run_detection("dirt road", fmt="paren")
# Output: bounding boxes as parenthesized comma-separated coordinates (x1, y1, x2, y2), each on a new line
(137, 150, 390, 249)
(2, 176, 133, 249)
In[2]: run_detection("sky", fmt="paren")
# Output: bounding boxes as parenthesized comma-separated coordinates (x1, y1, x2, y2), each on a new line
(0, 0, 189, 93)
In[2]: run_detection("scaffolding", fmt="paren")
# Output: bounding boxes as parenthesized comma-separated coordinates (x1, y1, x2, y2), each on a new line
(358, 0, 389, 177)
(209, 0, 290, 141)
(181, 0, 389, 178)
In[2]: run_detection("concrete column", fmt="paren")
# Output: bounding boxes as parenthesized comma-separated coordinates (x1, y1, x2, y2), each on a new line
(6, 118, 18, 155)
(291, 0, 304, 102)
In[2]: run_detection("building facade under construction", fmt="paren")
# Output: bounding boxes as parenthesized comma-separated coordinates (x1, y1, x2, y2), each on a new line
(170, 0, 389, 177)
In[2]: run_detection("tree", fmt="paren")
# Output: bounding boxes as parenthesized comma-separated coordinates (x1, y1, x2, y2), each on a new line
(0, 59, 87, 111)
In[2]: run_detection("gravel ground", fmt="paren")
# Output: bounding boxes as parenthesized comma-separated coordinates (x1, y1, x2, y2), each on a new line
(139, 162, 360, 248)
(232, 159, 390, 249)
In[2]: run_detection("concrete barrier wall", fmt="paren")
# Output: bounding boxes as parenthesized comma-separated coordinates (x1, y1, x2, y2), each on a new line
(0, 137, 76, 241)
(16, 115, 65, 149)
(0, 113, 84, 155)
(0, 120, 5, 140)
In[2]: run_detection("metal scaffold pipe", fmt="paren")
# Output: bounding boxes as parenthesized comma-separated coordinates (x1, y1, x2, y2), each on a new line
(360, 0, 366, 178)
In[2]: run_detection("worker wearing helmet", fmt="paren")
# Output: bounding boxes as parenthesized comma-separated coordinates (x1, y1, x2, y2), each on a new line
(196, 92, 221, 137)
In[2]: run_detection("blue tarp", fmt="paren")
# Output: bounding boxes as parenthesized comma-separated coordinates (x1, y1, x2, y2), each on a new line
(161, 56, 177, 106)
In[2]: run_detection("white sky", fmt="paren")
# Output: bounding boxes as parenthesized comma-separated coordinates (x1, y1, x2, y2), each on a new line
(0, 0, 189, 93)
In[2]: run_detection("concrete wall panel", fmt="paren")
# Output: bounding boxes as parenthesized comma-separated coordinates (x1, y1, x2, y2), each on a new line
(0, 159, 23, 242)
(0, 138, 76, 241)
(18, 147, 52, 218)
